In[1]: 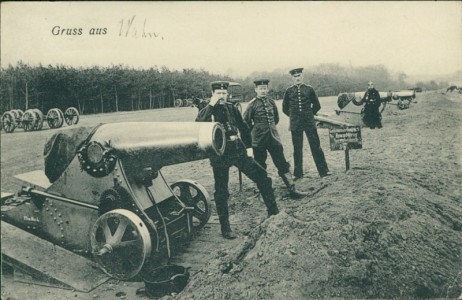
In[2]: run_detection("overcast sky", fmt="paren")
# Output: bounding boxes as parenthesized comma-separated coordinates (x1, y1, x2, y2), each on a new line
(1, 2, 461, 78)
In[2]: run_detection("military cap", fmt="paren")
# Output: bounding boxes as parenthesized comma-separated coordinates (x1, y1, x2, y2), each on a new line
(289, 68, 304, 76)
(211, 81, 229, 91)
(253, 79, 270, 86)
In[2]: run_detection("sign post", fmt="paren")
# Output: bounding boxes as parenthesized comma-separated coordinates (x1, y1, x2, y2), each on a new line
(329, 126, 362, 172)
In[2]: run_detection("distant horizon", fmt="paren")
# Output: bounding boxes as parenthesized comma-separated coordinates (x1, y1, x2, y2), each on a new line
(2, 60, 461, 85)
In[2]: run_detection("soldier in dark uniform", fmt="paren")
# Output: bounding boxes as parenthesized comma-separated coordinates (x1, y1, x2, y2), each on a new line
(243, 79, 308, 199)
(361, 81, 383, 129)
(196, 81, 279, 239)
(283, 68, 331, 179)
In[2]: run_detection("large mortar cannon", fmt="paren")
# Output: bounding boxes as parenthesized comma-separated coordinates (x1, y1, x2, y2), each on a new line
(1, 122, 226, 280)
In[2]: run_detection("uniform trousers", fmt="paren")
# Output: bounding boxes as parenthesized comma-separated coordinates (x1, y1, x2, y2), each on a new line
(210, 141, 278, 218)
(253, 143, 290, 177)
(291, 126, 329, 177)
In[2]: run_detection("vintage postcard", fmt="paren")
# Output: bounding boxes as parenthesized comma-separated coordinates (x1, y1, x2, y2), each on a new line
(1, 2, 461, 299)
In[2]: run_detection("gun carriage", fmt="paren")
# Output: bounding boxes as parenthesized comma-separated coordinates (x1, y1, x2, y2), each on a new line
(391, 90, 416, 110)
(1, 122, 226, 280)
(1, 107, 79, 133)
(174, 98, 194, 108)
(335, 91, 391, 126)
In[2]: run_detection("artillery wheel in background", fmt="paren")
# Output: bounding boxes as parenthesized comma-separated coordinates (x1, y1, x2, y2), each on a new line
(10, 109, 24, 128)
(64, 107, 79, 125)
(22, 110, 37, 132)
(235, 102, 242, 113)
(1, 111, 16, 133)
(32, 109, 44, 130)
(90, 209, 152, 280)
(174, 99, 183, 108)
(171, 180, 211, 230)
(57, 108, 65, 125)
(46, 108, 64, 129)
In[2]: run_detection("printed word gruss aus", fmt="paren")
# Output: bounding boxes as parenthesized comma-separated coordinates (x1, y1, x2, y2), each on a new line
(51, 26, 108, 36)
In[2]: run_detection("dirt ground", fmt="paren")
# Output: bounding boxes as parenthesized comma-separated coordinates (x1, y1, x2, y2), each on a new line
(1, 91, 462, 299)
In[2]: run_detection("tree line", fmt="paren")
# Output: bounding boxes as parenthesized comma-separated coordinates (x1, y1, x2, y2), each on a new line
(0, 62, 448, 115)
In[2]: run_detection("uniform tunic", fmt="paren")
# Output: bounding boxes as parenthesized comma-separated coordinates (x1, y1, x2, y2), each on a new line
(361, 88, 382, 129)
(282, 84, 321, 131)
(196, 102, 278, 217)
(243, 97, 290, 175)
(282, 83, 329, 177)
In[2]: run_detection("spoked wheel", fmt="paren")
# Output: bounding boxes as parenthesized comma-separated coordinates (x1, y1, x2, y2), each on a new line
(46, 108, 64, 129)
(64, 107, 79, 125)
(1, 111, 16, 133)
(32, 109, 44, 130)
(174, 99, 183, 107)
(22, 110, 37, 132)
(170, 180, 211, 230)
(90, 209, 152, 280)
(10, 109, 24, 128)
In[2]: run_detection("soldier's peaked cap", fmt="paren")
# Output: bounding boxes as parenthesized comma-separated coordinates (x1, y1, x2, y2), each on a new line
(254, 79, 270, 86)
(289, 68, 304, 76)
(211, 81, 229, 91)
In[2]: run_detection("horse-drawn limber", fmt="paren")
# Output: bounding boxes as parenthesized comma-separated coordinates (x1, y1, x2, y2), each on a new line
(1, 122, 225, 281)
(1, 107, 79, 133)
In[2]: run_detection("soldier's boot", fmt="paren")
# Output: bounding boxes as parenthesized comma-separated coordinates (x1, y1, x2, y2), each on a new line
(258, 178, 280, 217)
(219, 216, 237, 240)
(215, 199, 237, 239)
(281, 172, 309, 199)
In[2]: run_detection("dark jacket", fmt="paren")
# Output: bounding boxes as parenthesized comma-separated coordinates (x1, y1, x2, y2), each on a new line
(282, 83, 321, 131)
(362, 88, 381, 108)
(243, 97, 282, 147)
(196, 102, 252, 148)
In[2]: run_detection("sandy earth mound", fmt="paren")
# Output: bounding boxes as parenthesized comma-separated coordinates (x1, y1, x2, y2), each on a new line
(178, 92, 462, 299)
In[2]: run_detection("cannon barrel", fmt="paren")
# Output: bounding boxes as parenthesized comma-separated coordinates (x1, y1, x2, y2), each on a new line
(392, 90, 416, 99)
(90, 122, 226, 171)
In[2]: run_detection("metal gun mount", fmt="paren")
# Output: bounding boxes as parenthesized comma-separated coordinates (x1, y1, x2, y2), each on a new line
(1, 122, 226, 280)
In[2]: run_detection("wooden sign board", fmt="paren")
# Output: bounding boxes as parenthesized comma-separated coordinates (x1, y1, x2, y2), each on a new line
(329, 126, 362, 151)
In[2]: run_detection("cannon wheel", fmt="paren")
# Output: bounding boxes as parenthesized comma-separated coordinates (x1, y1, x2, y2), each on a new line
(90, 209, 152, 280)
(46, 108, 64, 129)
(22, 110, 37, 132)
(171, 180, 211, 230)
(57, 108, 65, 126)
(174, 98, 183, 107)
(32, 109, 44, 130)
(1, 111, 16, 133)
(235, 102, 242, 113)
(10, 109, 24, 128)
(64, 107, 79, 125)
